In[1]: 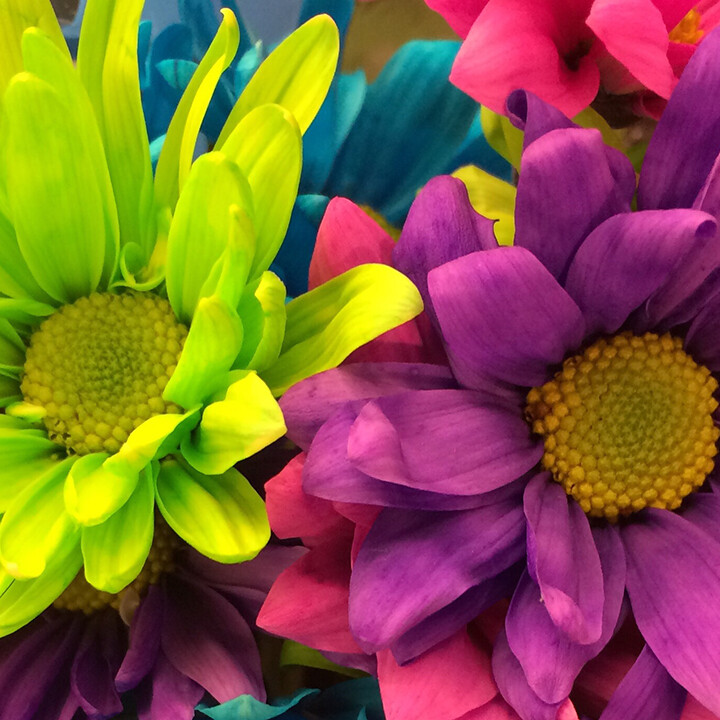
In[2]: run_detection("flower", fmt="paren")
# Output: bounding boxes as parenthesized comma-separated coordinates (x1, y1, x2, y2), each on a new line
(426, 0, 720, 119)
(0, 0, 422, 634)
(140, 0, 510, 296)
(259, 28, 720, 720)
(0, 520, 301, 720)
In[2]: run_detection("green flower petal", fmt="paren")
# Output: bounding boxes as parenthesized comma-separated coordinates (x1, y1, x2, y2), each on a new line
(166, 152, 254, 323)
(0, 456, 78, 579)
(234, 271, 287, 373)
(0, 297, 55, 326)
(156, 457, 270, 563)
(220, 104, 302, 280)
(0, 426, 58, 511)
(76, 0, 155, 264)
(216, 15, 339, 146)
(3, 73, 108, 302)
(181, 371, 285, 475)
(4, 401, 45, 423)
(0, 319, 25, 372)
(81, 464, 153, 592)
(63, 451, 138, 527)
(163, 296, 243, 409)
(0, 539, 81, 637)
(22, 28, 119, 287)
(262, 264, 424, 395)
(0, 375, 21, 407)
(0, 0, 68, 95)
(154, 9, 239, 217)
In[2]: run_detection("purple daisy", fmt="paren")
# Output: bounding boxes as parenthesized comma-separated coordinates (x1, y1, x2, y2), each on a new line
(275, 27, 720, 720)
(0, 521, 300, 720)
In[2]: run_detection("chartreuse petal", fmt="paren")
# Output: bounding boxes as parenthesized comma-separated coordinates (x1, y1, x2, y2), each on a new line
(480, 106, 523, 170)
(216, 15, 339, 146)
(0, 539, 82, 638)
(81, 464, 154, 592)
(64, 452, 138, 527)
(163, 296, 244, 409)
(0, 0, 68, 95)
(21, 28, 119, 287)
(234, 271, 287, 373)
(0, 427, 58, 511)
(0, 375, 21, 407)
(453, 165, 516, 247)
(3, 74, 107, 303)
(262, 264, 424, 395)
(181, 371, 285, 475)
(220, 104, 302, 280)
(280, 640, 365, 677)
(0, 456, 78, 579)
(154, 9, 239, 216)
(166, 152, 254, 324)
(76, 0, 155, 264)
(0, 297, 54, 326)
(155, 457, 270, 563)
(0, 319, 25, 373)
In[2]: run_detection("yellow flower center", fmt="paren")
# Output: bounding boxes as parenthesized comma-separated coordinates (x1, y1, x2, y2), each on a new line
(21, 292, 188, 456)
(669, 8, 704, 44)
(53, 518, 178, 615)
(526, 332, 719, 521)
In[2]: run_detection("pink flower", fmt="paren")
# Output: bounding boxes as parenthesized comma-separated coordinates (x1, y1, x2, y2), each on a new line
(426, 0, 720, 118)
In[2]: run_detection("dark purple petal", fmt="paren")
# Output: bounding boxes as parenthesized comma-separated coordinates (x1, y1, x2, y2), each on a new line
(565, 209, 715, 335)
(524, 475, 604, 645)
(393, 175, 497, 324)
(71, 610, 125, 717)
(347, 390, 542, 496)
(506, 90, 576, 146)
(348, 502, 526, 652)
(622, 508, 720, 715)
(429, 246, 585, 389)
(680, 493, 720, 545)
(684, 290, 720, 370)
(506, 525, 624, 705)
(390, 563, 522, 665)
(514, 128, 633, 281)
(492, 629, 578, 720)
(639, 27, 720, 212)
(137, 651, 204, 720)
(281, 363, 456, 450)
(161, 576, 265, 703)
(321, 650, 377, 675)
(599, 645, 686, 720)
(116, 584, 164, 692)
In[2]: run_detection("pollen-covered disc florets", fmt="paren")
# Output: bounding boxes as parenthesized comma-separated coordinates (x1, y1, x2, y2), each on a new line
(21, 292, 188, 456)
(526, 332, 719, 521)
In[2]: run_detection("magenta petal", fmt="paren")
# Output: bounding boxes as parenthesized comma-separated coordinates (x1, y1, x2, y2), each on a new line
(349, 503, 525, 652)
(598, 645, 686, 720)
(622, 508, 720, 715)
(162, 577, 265, 703)
(680, 493, 720, 545)
(524, 475, 604, 644)
(281, 362, 456, 450)
(137, 651, 204, 720)
(565, 209, 715, 335)
(424, 0, 488, 37)
(347, 390, 542, 495)
(514, 128, 633, 281)
(393, 175, 496, 325)
(429, 247, 585, 389)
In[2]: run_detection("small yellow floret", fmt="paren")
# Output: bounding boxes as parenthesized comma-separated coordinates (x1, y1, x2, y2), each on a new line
(526, 332, 719, 520)
(669, 8, 704, 45)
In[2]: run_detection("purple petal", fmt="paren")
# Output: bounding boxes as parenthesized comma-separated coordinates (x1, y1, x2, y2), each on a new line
(506, 525, 624, 705)
(680, 493, 720, 545)
(524, 475, 604, 644)
(348, 502, 526, 652)
(514, 128, 633, 281)
(506, 90, 576, 146)
(137, 651, 204, 720)
(684, 290, 720, 370)
(116, 584, 164, 692)
(565, 209, 715, 335)
(622, 508, 720, 715)
(599, 645, 686, 720)
(429, 246, 585, 389)
(347, 390, 542, 496)
(161, 576, 265, 703)
(393, 175, 497, 323)
(281, 363, 456, 450)
(639, 27, 720, 212)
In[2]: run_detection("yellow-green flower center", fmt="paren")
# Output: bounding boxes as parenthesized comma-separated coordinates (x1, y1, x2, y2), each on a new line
(526, 332, 719, 521)
(53, 518, 178, 615)
(21, 292, 188, 456)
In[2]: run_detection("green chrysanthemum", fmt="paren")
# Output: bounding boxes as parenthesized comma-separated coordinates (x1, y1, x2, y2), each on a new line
(0, 0, 423, 634)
